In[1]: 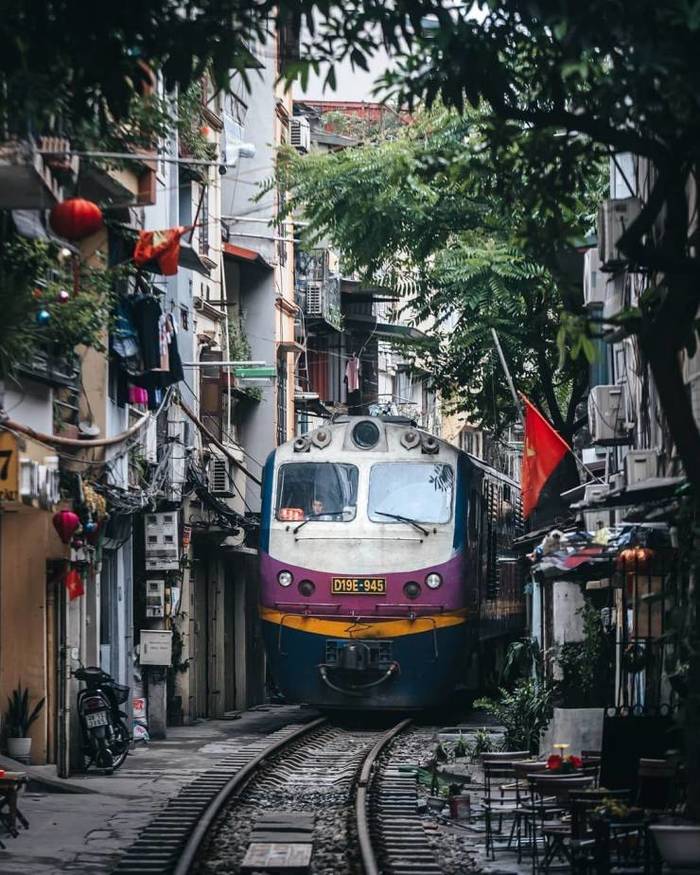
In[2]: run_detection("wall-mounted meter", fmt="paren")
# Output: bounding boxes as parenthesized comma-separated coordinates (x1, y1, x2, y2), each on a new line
(145, 579, 165, 618)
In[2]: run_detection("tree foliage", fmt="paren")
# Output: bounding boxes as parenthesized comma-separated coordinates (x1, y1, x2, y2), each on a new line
(278, 110, 599, 438)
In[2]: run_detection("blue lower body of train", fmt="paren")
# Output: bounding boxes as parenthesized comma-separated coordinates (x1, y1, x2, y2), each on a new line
(260, 608, 470, 710)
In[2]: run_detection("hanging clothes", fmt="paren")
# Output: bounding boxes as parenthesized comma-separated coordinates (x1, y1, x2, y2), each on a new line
(345, 353, 360, 393)
(131, 293, 162, 372)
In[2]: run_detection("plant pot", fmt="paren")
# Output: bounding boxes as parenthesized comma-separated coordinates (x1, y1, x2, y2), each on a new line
(7, 736, 32, 763)
(650, 825, 700, 868)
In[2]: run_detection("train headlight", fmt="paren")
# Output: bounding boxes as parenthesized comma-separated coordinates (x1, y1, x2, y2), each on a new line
(403, 581, 421, 600)
(298, 580, 315, 597)
(425, 572, 442, 590)
(352, 420, 380, 449)
(277, 570, 294, 587)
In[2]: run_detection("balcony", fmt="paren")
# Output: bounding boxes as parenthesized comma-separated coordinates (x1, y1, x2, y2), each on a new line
(17, 349, 80, 389)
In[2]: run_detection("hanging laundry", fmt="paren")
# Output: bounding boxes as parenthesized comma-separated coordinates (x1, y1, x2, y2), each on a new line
(133, 226, 190, 276)
(345, 353, 360, 393)
(131, 293, 162, 372)
(128, 385, 149, 407)
(165, 313, 185, 384)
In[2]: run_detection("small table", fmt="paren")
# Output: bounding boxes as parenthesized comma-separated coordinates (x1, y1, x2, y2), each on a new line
(0, 771, 29, 844)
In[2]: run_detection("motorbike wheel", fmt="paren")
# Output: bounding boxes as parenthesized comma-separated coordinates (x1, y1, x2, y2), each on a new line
(110, 721, 130, 771)
(95, 737, 114, 771)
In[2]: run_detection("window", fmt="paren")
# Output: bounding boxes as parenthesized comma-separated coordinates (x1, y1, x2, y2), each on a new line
(368, 463, 453, 524)
(199, 186, 209, 255)
(277, 358, 288, 446)
(276, 463, 358, 522)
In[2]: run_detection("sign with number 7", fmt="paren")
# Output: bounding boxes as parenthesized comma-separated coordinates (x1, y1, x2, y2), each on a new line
(0, 432, 19, 502)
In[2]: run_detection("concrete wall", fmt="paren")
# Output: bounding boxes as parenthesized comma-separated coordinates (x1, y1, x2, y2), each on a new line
(552, 580, 586, 644)
(541, 707, 605, 757)
(0, 510, 65, 763)
(4, 381, 53, 435)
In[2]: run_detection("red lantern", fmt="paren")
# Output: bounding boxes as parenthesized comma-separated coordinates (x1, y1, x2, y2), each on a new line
(49, 198, 104, 240)
(53, 509, 81, 544)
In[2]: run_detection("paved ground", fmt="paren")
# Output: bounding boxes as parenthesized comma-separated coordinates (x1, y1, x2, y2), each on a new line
(0, 705, 317, 875)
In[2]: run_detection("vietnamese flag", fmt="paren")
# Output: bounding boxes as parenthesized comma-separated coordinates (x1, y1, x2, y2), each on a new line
(520, 394, 570, 519)
(133, 226, 191, 276)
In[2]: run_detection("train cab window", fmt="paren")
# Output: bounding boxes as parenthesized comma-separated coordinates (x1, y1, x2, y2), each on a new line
(276, 462, 358, 522)
(368, 462, 453, 524)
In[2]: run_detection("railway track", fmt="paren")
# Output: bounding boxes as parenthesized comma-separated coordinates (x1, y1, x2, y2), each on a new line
(112, 717, 326, 874)
(113, 717, 444, 875)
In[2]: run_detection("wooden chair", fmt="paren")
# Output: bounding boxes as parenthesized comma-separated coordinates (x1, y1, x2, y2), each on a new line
(481, 760, 525, 860)
(636, 758, 676, 812)
(568, 789, 633, 874)
(529, 774, 595, 872)
(479, 750, 531, 764)
(0, 772, 29, 847)
(511, 761, 550, 862)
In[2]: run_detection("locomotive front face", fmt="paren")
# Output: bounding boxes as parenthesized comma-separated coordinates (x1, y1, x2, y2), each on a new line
(259, 418, 472, 710)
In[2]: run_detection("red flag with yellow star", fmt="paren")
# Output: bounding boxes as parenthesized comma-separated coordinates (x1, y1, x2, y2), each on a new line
(521, 394, 570, 519)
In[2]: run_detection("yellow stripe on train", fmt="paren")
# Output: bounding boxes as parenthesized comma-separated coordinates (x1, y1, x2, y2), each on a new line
(259, 606, 468, 639)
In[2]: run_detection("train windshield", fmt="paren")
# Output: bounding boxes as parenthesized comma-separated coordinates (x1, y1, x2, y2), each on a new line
(368, 463, 454, 524)
(276, 463, 359, 522)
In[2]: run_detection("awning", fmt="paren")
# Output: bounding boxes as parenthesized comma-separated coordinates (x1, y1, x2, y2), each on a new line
(533, 545, 614, 581)
(345, 316, 428, 342)
(340, 278, 401, 302)
(294, 392, 332, 418)
(223, 242, 273, 270)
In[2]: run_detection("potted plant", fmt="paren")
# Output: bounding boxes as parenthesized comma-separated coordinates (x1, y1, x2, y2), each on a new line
(4, 685, 45, 762)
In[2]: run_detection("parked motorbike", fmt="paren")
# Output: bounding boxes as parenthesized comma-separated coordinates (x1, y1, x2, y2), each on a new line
(74, 666, 131, 772)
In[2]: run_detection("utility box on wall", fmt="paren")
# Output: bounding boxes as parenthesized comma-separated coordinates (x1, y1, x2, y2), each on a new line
(145, 579, 165, 618)
(140, 629, 173, 666)
(144, 512, 179, 570)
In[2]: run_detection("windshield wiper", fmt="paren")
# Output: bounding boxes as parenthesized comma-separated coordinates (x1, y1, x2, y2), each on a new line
(293, 510, 346, 534)
(373, 511, 430, 536)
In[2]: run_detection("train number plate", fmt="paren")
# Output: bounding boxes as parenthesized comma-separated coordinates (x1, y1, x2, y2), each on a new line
(331, 577, 386, 595)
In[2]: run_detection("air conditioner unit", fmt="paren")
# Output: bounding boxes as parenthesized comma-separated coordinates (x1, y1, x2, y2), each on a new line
(598, 197, 642, 269)
(588, 384, 630, 445)
(602, 274, 626, 323)
(305, 281, 323, 316)
(208, 449, 233, 496)
(582, 483, 610, 532)
(583, 248, 605, 306)
(289, 117, 311, 153)
(39, 456, 61, 509)
(624, 449, 659, 485)
(19, 459, 39, 505)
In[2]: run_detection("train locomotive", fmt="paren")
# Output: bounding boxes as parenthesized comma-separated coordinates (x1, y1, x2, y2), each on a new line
(259, 416, 524, 710)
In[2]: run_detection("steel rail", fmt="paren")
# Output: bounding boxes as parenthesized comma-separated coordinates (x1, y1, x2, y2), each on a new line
(356, 718, 412, 875)
(172, 716, 327, 875)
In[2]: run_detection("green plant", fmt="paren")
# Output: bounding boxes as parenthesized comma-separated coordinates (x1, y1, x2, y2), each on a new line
(454, 731, 468, 758)
(502, 637, 545, 685)
(466, 727, 498, 762)
(178, 83, 217, 163)
(556, 601, 611, 707)
(474, 679, 554, 754)
(4, 685, 45, 738)
(0, 235, 119, 377)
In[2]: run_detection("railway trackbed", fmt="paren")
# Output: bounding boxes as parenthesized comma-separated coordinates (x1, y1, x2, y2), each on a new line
(113, 717, 451, 875)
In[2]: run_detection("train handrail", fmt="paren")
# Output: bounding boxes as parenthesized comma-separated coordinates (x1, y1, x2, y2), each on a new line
(318, 662, 400, 697)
